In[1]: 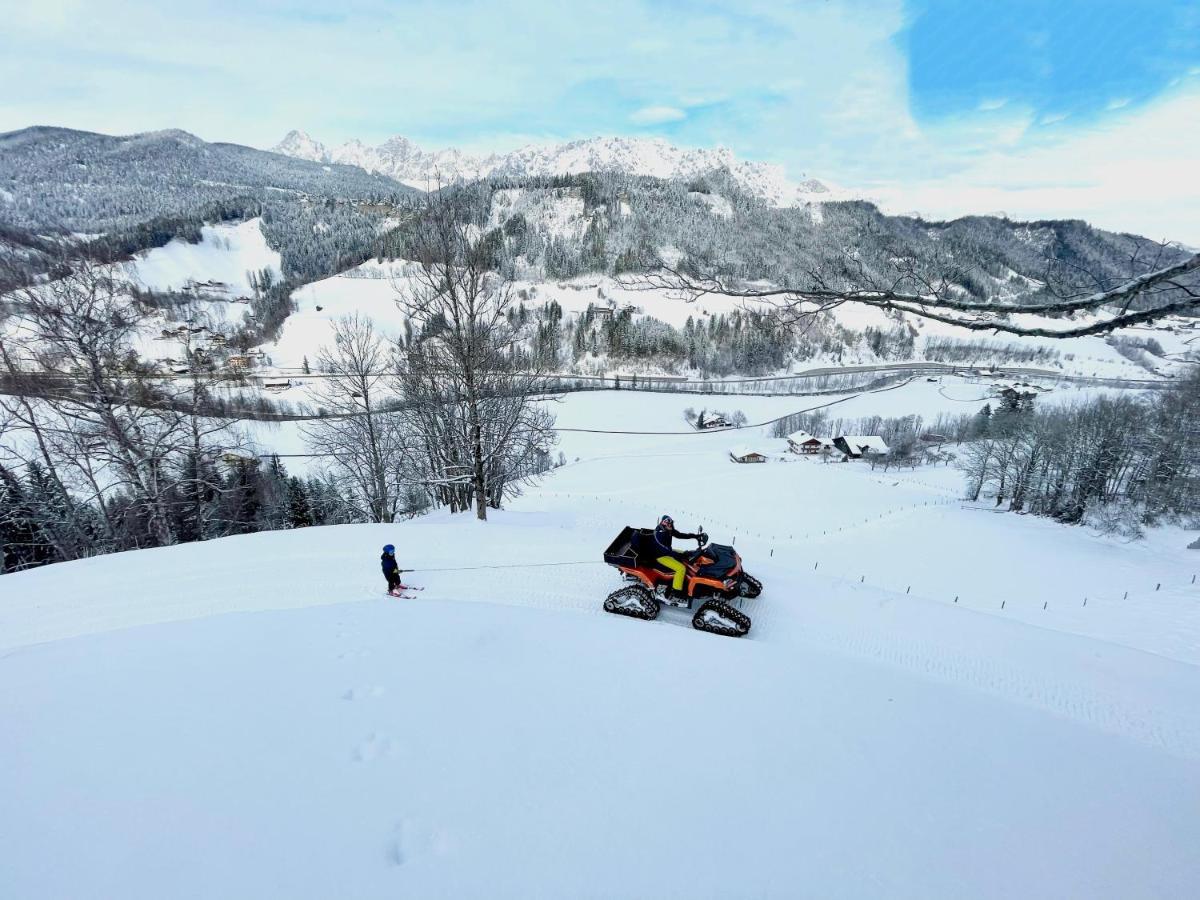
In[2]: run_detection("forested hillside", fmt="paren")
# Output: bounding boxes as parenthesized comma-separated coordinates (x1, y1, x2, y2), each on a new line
(0, 126, 411, 232)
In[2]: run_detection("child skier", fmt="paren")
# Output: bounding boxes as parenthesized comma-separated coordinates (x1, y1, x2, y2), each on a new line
(380, 544, 419, 597)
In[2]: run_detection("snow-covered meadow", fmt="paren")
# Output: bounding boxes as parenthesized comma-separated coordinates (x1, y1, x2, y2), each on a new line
(2, 387, 1198, 898)
(263, 255, 1173, 379)
(129, 218, 282, 300)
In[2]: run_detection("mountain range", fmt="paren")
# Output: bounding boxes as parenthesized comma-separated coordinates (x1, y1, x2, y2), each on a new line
(272, 130, 842, 207)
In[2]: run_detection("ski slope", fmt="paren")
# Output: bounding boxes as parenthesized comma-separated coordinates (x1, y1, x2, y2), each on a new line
(2, 392, 1199, 898)
(129, 217, 282, 300)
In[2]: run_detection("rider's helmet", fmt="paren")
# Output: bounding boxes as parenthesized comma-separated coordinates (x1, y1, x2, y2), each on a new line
(383, 544, 395, 554)
(659, 514, 674, 528)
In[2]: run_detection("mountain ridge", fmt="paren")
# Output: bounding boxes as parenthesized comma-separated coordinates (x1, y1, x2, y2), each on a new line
(273, 130, 842, 206)
(0, 125, 415, 233)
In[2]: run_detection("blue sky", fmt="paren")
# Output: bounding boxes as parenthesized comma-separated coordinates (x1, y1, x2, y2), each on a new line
(904, 1, 1198, 121)
(2, 0, 1198, 240)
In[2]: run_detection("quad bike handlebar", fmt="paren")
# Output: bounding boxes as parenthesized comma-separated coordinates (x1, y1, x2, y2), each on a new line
(685, 530, 710, 562)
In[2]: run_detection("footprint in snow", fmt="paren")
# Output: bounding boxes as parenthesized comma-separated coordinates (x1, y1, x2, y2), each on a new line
(354, 732, 401, 763)
(388, 818, 454, 867)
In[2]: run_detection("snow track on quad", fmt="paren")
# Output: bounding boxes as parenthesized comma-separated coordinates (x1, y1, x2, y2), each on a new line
(692, 600, 752, 638)
(604, 585, 660, 621)
(738, 574, 763, 599)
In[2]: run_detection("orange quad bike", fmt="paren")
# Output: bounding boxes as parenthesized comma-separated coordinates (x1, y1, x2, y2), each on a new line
(601, 525, 762, 637)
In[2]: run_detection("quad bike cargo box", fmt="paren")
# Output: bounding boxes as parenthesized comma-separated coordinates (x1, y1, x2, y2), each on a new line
(603, 525, 655, 567)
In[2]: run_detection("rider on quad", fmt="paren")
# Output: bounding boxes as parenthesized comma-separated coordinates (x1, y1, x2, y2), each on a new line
(653, 514, 703, 598)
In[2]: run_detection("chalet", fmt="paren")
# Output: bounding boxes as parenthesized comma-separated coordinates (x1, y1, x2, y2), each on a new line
(227, 355, 253, 372)
(262, 378, 291, 392)
(589, 305, 614, 322)
(833, 435, 890, 459)
(729, 447, 767, 464)
(920, 432, 949, 446)
(786, 430, 827, 454)
(209, 333, 228, 346)
(697, 412, 731, 430)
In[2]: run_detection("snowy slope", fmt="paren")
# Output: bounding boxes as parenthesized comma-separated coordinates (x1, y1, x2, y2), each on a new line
(2, 390, 1199, 898)
(129, 217, 281, 299)
(257, 257, 1170, 380)
(272, 131, 845, 207)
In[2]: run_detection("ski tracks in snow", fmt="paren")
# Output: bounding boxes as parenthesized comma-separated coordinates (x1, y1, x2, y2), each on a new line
(772, 581, 1200, 761)
(395, 517, 1200, 760)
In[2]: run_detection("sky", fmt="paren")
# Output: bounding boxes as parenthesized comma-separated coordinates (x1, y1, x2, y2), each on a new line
(2, 0, 1198, 243)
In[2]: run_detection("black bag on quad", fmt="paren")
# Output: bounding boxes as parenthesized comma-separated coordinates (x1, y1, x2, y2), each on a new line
(601, 525, 762, 637)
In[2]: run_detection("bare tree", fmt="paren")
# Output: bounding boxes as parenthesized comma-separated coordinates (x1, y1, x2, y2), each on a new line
(631, 238, 1200, 339)
(0, 255, 242, 549)
(393, 189, 556, 520)
(301, 314, 410, 522)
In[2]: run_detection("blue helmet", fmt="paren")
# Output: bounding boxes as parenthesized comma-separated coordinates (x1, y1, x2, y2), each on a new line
(383, 544, 395, 554)
(659, 514, 673, 526)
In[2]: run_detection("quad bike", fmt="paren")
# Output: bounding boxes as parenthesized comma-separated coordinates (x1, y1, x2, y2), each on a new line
(601, 525, 762, 637)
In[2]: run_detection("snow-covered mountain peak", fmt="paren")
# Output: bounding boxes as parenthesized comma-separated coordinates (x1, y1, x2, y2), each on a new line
(270, 131, 841, 206)
(273, 129, 327, 163)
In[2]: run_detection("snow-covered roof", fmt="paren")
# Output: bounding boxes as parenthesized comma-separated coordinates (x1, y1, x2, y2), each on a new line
(839, 435, 890, 454)
(787, 430, 821, 444)
(730, 446, 766, 459)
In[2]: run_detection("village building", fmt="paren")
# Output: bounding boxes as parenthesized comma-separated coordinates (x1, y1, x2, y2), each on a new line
(786, 430, 830, 454)
(697, 412, 731, 429)
(833, 435, 890, 459)
(729, 447, 767, 464)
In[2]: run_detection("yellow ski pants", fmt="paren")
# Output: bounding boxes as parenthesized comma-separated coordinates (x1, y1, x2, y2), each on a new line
(657, 555, 687, 591)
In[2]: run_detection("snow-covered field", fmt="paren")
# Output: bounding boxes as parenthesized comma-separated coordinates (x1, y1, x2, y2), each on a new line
(238, 377, 1138, 476)
(251, 254, 1184, 381)
(129, 218, 282, 300)
(2, 389, 1198, 898)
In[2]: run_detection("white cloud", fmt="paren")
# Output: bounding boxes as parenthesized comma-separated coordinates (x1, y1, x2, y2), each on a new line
(1106, 97, 1132, 110)
(866, 86, 1200, 246)
(0, 0, 1194, 245)
(629, 105, 687, 125)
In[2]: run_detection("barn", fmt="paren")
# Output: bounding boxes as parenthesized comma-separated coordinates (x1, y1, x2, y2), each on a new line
(833, 435, 890, 459)
(729, 447, 768, 464)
